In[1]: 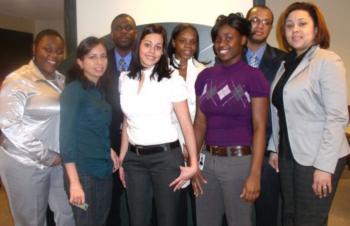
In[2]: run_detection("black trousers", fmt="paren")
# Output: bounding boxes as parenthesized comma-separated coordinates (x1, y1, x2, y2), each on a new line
(123, 147, 184, 226)
(106, 172, 124, 226)
(279, 155, 347, 226)
(255, 156, 281, 226)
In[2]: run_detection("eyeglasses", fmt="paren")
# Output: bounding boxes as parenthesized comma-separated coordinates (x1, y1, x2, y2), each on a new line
(250, 17, 272, 26)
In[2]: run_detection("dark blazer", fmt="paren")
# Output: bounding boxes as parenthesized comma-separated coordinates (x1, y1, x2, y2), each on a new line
(244, 44, 286, 83)
(244, 44, 286, 142)
(103, 48, 132, 152)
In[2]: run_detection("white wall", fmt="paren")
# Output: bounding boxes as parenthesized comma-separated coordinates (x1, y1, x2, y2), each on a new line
(266, 0, 350, 103)
(76, 0, 252, 42)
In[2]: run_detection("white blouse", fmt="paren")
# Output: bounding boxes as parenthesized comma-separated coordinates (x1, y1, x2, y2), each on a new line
(171, 58, 206, 149)
(119, 67, 188, 145)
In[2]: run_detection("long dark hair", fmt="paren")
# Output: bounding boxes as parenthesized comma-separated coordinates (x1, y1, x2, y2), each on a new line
(167, 23, 209, 68)
(66, 36, 108, 89)
(128, 24, 172, 82)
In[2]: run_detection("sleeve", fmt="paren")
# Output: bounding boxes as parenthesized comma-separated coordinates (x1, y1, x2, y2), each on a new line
(248, 69, 270, 98)
(0, 77, 57, 166)
(194, 69, 207, 97)
(59, 82, 81, 163)
(314, 54, 348, 173)
(169, 73, 188, 103)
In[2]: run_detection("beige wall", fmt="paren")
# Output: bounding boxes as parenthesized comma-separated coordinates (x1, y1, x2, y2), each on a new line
(0, 14, 34, 33)
(35, 19, 65, 37)
(0, 14, 64, 38)
(266, 0, 350, 103)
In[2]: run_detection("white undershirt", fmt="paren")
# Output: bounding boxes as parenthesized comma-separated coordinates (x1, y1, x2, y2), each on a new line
(119, 67, 188, 145)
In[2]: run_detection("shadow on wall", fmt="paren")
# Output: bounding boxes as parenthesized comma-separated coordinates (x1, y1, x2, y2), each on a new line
(59, 23, 214, 75)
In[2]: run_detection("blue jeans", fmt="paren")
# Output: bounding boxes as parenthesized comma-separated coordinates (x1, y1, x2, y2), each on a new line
(65, 173, 113, 226)
(123, 147, 184, 226)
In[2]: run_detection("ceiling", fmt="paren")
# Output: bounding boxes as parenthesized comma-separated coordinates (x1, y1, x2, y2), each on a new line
(0, 0, 64, 20)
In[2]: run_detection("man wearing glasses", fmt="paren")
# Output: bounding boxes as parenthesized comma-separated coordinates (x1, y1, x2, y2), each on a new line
(245, 5, 286, 226)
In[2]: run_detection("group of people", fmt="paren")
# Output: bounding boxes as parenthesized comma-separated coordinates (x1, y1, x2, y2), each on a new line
(0, 2, 349, 226)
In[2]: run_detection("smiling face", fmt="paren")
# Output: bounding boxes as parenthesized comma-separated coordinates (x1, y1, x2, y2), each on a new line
(214, 24, 246, 66)
(285, 9, 317, 56)
(139, 33, 164, 68)
(33, 35, 64, 79)
(172, 28, 198, 62)
(247, 7, 273, 44)
(111, 16, 137, 55)
(77, 43, 108, 84)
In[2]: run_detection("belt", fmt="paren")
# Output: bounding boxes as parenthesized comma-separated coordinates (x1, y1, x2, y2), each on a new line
(206, 145, 251, 157)
(129, 141, 180, 156)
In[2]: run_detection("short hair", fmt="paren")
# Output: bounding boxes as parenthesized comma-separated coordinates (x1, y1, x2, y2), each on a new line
(34, 29, 64, 46)
(211, 13, 251, 43)
(110, 13, 136, 30)
(128, 24, 173, 82)
(66, 36, 108, 89)
(279, 2, 330, 51)
(246, 5, 274, 24)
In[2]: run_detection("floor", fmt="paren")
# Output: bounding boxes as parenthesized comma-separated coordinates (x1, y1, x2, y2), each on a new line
(1, 169, 349, 226)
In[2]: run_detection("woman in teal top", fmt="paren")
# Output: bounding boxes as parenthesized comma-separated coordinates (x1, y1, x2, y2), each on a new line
(60, 36, 119, 226)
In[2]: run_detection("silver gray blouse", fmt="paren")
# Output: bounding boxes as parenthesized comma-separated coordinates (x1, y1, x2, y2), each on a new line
(0, 60, 65, 169)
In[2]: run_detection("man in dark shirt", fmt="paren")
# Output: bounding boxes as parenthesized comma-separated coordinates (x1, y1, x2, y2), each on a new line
(104, 13, 137, 226)
(245, 5, 286, 226)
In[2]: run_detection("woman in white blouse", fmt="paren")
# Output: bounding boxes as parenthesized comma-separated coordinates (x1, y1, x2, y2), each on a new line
(118, 24, 198, 226)
(168, 23, 207, 152)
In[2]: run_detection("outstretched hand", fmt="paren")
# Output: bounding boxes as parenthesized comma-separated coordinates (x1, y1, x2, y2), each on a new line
(169, 166, 197, 191)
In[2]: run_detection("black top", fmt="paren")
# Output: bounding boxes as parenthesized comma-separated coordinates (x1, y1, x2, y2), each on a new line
(272, 48, 310, 160)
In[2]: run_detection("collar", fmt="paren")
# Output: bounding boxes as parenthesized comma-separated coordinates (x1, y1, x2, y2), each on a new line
(246, 43, 267, 63)
(29, 60, 65, 91)
(142, 66, 155, 78)
(114, 50, 132, 67)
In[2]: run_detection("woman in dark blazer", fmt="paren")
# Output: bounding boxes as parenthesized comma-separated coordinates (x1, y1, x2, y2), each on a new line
(268, 2, 350, 226)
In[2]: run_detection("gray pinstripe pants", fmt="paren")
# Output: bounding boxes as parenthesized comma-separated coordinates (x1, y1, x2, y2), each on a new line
(279, 155, 347, 226)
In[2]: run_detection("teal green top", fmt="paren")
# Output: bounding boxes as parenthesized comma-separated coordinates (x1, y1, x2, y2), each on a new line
(60, 81, 112, 178)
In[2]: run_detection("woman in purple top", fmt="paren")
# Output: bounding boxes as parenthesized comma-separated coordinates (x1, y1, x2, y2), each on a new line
(192, 13, 269, 226)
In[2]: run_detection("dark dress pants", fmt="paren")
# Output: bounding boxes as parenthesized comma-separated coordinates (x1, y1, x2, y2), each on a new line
(106, 171, 123, 226)
(255, 156, 281, 226)
(279, 156, 347, 226)
(123, 147, 184, 226)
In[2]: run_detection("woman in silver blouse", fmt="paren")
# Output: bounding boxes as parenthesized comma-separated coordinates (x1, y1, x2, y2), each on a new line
(0, 29, 75, 226)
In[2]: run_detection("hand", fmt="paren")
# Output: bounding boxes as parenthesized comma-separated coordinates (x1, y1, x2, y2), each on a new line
(191, 170, 207, 197)
(312, 169, 332, 198)
(240, 173, 261, 202)
(169, 166, 197, 191)
(269, 152, 279, 173)
(119, 164, 127, 188)
(69, 182, 85, 206)
(110, 148, 120, 173)
(51, 154, 62, 166)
